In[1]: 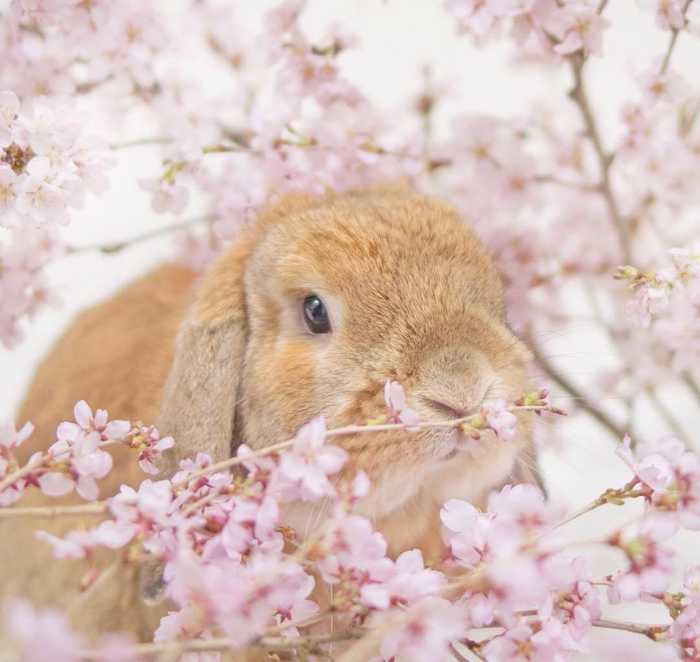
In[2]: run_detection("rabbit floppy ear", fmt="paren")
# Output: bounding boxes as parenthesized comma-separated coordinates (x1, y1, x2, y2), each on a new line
(157, 192, 323, 472)
(157, 239, 251, 472)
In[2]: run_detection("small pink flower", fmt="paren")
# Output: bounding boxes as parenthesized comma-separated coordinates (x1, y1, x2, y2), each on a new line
(384, 380, 420, 426)
(379, 597, 464, 662)
(129, 425, 175, 475)
(0, 420, 33, 450)
(482, 399, 517, 440)
(5, 599, 84, 662)
(550, 3, 609, 56)
(277, 416, 347, 500)
(360, 549, 446, 609)
(139, 176, 189, 215)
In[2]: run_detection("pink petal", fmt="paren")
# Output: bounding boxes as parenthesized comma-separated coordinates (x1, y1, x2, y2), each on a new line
(73, 400, 93, 430)
(38, 472, 74, 497)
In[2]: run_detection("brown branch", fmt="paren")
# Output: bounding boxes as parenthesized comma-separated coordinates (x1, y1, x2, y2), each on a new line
(80, 629, 363, 660)
(568, 56, 631, 263)
(528, 339, 626, 440)
(0, 503, 107, 519)
(179, 402, 560, 485)
(660, 0, 694, 75)
(64, 215, 216, 257)
(592, 619, 669, 641)
(109, 137, 172, 150)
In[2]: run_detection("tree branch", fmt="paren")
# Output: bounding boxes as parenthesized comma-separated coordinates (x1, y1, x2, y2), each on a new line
(660, 0, 694, 75)
(528, 339, 626, 440)
(64, 215, 216, 257)
(0, 503, 107, 519)
(568, 56, 631, 263)
(592, 618, 669, 641)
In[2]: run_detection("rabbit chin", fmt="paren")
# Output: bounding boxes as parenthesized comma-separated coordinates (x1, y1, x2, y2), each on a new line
(280, 437, 519, 557)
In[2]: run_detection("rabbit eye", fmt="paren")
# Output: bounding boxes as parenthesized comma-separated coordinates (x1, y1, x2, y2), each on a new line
(303, 294, 331, 334)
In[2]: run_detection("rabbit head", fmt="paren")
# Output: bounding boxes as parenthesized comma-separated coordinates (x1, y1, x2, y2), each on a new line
(158, 188, 538, 544)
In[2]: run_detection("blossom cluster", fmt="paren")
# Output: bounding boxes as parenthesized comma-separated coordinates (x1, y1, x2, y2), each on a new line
(0, 400, 172, 506)
(2, 388, 700, 661)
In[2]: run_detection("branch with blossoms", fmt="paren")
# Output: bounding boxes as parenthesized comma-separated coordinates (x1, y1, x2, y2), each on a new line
(3, 382, 700, 661)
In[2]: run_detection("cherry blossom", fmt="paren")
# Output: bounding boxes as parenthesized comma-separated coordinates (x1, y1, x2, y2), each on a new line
(4, 599, 84, 662)
(550, 2, 610, 56)
(276, 416, 348, 500)
(378, 597, 465, 662)
(383, 380, 420, 426)
(607, 514, 677, 602)
(617, 435, 700, 528)
(482, 399, 518, 440)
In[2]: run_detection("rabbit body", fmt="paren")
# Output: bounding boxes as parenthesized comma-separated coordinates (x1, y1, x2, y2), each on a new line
(1, 188, 538, 651)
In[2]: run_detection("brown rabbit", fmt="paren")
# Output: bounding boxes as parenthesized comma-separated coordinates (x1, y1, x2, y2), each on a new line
(1, 187, 541, 651)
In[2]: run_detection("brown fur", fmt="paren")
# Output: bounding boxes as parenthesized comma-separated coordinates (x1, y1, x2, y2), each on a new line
(1, 188, 539, 652)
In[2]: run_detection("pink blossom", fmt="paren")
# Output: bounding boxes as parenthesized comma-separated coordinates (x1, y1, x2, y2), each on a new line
(317, 514, 389, 586)
(444, 0, 521, 36)
(35, 529, 93, 560)
(441, 498, 496, 567)
(277, 416, 347, 500)
(0, 420, 33, 451)
(488, 483, 561, 537)
(608, 514, 677, 602)
(127, 424, 175, 475)
(482, 399, 518, 440)
(550, 3, 609, 56)
(617, 435, 700, 528)
(139, 176, 190, 215)
(5, 599, 84, 662)
(379, 597, 464, 662)
(482, 622, 550, 661)
(384, 380, 420, 426)
(360, 549, 446, 609)
(58, 400, 130, 443)
(638, 0, 686, 30)
(669, 565, 700, 658)
(109, 479, 174, 531)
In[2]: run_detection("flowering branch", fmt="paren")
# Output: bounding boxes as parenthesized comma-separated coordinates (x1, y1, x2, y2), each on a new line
(660, 0, 694, 74)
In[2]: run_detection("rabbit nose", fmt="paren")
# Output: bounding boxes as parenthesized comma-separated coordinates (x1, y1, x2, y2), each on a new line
(423, 397, 467, 419)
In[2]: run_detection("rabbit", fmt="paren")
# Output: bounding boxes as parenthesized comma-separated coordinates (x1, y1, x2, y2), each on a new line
(0, 187, 541, 651)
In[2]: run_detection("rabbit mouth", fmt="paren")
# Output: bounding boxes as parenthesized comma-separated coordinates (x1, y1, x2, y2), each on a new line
(436, 427, 492, 464)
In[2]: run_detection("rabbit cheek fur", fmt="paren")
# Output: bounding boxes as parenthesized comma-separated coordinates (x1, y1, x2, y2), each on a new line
(163, 189, 536, 558)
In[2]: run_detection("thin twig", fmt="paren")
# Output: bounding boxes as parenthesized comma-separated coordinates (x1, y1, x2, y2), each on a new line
(645, 386, 687, 441)
(552, 498, 607, 530)
(534, 174, 600, 192)
(79, 628, 363, 660)
(179, 403, 559, 485)
(592, 618, 669, 641)
(449, 642, 472, 662)
(568, 56, 631, 263)
(109, 137, 172, 150)
(660, 0, 694, 75)
(64, 215, 216, 257)
(0, 503, 107, 519)
(528, 340, 626, 440)
(682, 372, 700, 403)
